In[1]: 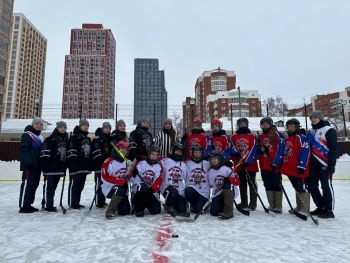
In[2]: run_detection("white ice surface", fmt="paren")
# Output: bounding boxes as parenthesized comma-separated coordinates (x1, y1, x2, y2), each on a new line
(0, 180, 350, 263)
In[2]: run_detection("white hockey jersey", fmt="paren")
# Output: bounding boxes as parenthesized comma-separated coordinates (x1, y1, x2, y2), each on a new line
(208, 166, 235, 198)
(160, 157, 187, 197)
(185, 160, 210, 199)
(131, 160, 163, 194)
(101, 158, 131, 197)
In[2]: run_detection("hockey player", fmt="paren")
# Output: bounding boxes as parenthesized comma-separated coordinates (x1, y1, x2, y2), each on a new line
(207, 151, 240, 219)
(209, 118, 235, 163)
(131, 145, 163, 217)
(39, 121, 68, 212)
(184, 146, 210, 214)
(19, 117, 44, 213)
(184, 118, 211, 161)
(111, 119, 128, 143)
(67, 119, 92, 209)
(258, 117, 285, 213)
(231, 118, 259, 211)
(308, 111, 338, 219)
(129, 117, 153, 161)
(281, 118, 310, 215)
(101, 141, 132, 219)
(159, 143, 188, 216)
(91, 122, 112, 208)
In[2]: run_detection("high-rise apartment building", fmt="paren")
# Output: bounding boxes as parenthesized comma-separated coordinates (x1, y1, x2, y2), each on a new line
(61, 24, 116, 119)
(134, 58, 167, 134)
(4, 13, 47, 119)
(0, 0, 13, 126)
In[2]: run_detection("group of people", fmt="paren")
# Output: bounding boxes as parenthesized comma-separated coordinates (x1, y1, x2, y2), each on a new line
(18, 110, 338, 220)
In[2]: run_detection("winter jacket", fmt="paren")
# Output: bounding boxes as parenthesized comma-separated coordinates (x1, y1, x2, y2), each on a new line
(91, 128, 111, 172)
(307, 120, 338, 167)
(154, 128, 176, 157)
(67, 126, 92, 175)
(20, 125, 44, 171)
(210, 130, 235, 161)
(128, 125, 153, 161)
(185, 128, 211, 161)
(258, 130, 285, 171)
(39, 128, 68, 176)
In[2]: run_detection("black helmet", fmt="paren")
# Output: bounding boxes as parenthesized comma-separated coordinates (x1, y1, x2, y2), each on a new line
(147, 145, 160, 165)
(286, 118, 300, 126)
(208, 150, 223, 168)
(191, 146, 203, 163)
(237, 117, 249, 127)
(171, 143, 184, 161)
(260, 117, 273, 126)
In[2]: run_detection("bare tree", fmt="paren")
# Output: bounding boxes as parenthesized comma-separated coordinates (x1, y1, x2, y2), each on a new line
(172, 112, 183, 136)
(263, 96, 289, 117)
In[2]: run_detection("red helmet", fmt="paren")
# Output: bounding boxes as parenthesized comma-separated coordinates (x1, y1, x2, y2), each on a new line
(211, 118, 222, 128)
(193, 118, 203, 125)
(116, 141, 129, 149)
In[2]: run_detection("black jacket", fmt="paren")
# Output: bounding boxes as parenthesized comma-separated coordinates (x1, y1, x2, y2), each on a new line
(91, 128, 112, 172)
(20, 125, 43, 171)
(39, 128, 68, 176)
(128, 125, 153, 161)
(67, 126, 92, 175)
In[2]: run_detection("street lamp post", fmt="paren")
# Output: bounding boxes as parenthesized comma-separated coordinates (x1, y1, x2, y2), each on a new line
(34, 98, 40, 117)
(190, 98, 195, 131)
(339, 100, 347, 137)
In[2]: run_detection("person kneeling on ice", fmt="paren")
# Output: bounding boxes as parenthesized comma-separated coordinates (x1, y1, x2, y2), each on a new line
(281, 118, 311, 215)
(101, 141, 132, 219)
(160, 143, 188, 216)
(184, 146, 210, 214)
(208, 151, 240, 219)
(131, 145, 163, 217)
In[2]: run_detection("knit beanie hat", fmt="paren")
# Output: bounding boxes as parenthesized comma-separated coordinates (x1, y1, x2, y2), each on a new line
(56, 121, 67, 129)
(79, 119, 89, 127)
(309, 111, 324, 120)
(102, 122, 112, 129)
(32, 117, 44, 126)
(116, 119, 126, 128)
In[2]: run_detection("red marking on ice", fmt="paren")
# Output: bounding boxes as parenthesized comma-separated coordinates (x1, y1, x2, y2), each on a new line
(152, 216, 173, 263)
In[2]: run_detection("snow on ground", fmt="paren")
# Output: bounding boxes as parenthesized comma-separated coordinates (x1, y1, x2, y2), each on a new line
(0, 180, 350, 263)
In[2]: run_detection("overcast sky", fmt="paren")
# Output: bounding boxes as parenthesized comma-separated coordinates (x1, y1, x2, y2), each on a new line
(13, 0, 350, 108)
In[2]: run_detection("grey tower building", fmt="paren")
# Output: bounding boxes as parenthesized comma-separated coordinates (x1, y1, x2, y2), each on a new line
(134, 58, 167, 134)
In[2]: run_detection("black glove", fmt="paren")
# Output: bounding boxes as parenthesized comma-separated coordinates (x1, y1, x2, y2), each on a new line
(297, 168, 305, 175)
(326, 166, 335, 174)
(225, 160, 233, 168)
(260, 145, 269, 154)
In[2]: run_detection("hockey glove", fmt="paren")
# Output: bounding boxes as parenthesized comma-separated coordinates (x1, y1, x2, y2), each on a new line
(297, 168, 305, 175)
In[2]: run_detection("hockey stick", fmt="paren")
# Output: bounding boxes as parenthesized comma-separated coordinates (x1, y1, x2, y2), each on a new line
(59, 173, 67, 214)
(295, 191, 319, 225)
(244, 169, 269, 214)
(233, 199, 250, 216)
(280, 184, 307, 221)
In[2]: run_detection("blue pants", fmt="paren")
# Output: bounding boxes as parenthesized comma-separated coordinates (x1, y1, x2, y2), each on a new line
(309, 163, 334, 211)
(261, 170, 282, 191)
(184, 187, 208, 214)
(133, 183, 161, 215)
(94, 172, 106, 207)
(68, 173, 87, 207)
(288, 176, 308, 193)
(107, 186, 130, 216)
(163, 185, 187, 214)
(19, 168, 41, 208)
(42, 174, 61, 208)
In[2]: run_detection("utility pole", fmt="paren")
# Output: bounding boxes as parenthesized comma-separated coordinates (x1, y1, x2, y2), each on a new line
(230, 104, 233, 135)
(238, 86, 242, 117)
(303, 98, 308, 130)
(266, 104, 269, 117)
(340, 102, 347, 137)
(153, 103, 156, 135)
(115, 103, 118, 129)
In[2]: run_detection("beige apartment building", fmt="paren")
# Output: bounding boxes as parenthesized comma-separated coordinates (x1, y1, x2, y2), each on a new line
(4, 13, 47, 119)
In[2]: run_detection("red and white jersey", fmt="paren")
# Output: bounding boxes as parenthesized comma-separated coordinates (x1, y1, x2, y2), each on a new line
(185, 160, 210, 198)
(160, 157, 187, 197)
(231, 133, 259, 172)
(258, 131, 285, 171)
(101, 157, 131, 197)
(208, 166, 235, 198)
(131, 160, 163, 194)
